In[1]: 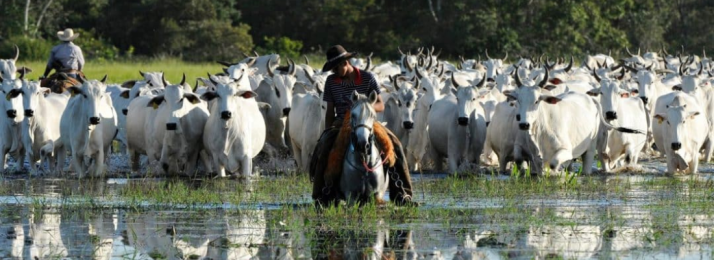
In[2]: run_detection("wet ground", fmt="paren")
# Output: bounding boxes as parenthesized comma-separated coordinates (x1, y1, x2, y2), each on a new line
(1, 156, 714, 259)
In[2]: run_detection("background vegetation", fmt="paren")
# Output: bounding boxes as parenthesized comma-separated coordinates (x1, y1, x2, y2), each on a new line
(0, 0, 711, 63)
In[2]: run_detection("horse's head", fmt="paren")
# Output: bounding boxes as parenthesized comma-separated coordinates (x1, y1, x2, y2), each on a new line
(350, 90, 378, 154)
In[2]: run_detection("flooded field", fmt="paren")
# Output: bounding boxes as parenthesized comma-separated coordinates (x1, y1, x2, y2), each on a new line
(2, 157, 714, 259)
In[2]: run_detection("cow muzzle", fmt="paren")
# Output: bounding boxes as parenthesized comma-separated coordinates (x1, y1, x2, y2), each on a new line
(166, 123, 177, 131)
(519, 123, 530, 130)
(403, 121, 414, 129)
(6, 110, 16, 118)
(605, 111, 617, 120)
(457, 117, 469, 126)
(89, 117, 101, 125)
(24, 109, 33, 117)
(671, 142, 682, 151)
(282, 107, 291, 117)
(122, 108, 128, 115)
(221, 111, 232, 120)
(640, 97, 648, 105)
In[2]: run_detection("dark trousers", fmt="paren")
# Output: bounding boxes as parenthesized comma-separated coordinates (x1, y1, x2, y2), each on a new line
(309, 123, 415, 207)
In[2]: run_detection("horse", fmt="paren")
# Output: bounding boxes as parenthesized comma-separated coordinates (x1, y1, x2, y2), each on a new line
(340, 90, 390, 205)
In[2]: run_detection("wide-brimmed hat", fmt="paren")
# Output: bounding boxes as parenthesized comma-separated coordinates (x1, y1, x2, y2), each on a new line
(322, 45, 357, 72)
(57, 28, 79, 41)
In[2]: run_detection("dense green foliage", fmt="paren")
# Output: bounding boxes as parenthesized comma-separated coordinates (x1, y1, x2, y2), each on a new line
(0, 0, 711, 61)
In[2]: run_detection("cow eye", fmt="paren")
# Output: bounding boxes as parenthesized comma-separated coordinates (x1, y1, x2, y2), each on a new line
(422, 87, 426, 91)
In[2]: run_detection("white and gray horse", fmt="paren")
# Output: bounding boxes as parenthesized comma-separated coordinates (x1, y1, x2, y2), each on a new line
(341, 90, 390, 204)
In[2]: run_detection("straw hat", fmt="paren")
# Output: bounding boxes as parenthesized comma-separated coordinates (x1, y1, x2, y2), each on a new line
(57, 28, 79, 41)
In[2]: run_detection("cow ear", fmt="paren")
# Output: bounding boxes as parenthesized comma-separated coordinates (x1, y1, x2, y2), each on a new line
(672, 85, 682, 91)
(41, 87, 51, 96)
(68, 86, 83, 97)
(689, 111, 701, 119)
(539, 95, 561, 104)
(543, 84, 557, 91)
(586, 89, 601, 97)
(183, 93, 201, 104)
(503, 90, 517, 101)
(620, 92, 630, 98)
(654, 114, 666, 124)
(147, 95, 165, 109)
(258, 102, 272, 111)
(548, 78, 563, 85)
(239, 90, 258, 99)
(200, 91, 217, 101)
(120, 89, 131, 99)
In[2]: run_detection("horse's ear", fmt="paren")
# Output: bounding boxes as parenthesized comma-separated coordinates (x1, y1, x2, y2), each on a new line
(369, 90, 378, 104)
(351, 90, 360, 103)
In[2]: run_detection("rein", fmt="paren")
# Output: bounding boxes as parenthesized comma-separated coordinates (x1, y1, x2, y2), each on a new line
(350, 123, 385, 173)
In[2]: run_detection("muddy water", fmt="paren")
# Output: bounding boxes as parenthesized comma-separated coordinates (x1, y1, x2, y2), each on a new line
(1, 161, 714, 259)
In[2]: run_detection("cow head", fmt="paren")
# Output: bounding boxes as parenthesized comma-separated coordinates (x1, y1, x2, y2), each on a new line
(147, 74, 201, 133)
(452, 74, 486, 126)
(392, 76, 419, 130)
(138, 71, 168, 88)
(66, 75, 110, 127)
(16, 79, 51, 118)
(483, 50, 507, 82)
(654, 101, 700, 152)
(679, 62, 705, 93)
(201, 71, 257, 121)
(263, 58, 295, 117)
(633, 68, 659, 105)
(0, 45, 19, 81)
(0, 74, 24, 124)
(507, 68, 555, 131)
(592, 79, 630, 121)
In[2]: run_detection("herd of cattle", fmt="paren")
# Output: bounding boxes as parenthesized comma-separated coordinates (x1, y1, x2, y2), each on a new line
(0, 46, 713, 177)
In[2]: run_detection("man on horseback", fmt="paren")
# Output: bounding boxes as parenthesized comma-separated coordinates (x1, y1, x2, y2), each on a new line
(40, 28, 85, 93)
(310, 45, 417, 207)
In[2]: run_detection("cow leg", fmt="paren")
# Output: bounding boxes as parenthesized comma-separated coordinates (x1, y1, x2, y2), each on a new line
(290, 139, 302, 172)
(71, 151, 85, 178)
(199, 150, 213, 174)
(53, 143, 65, 176)
(184, 150, 199, 177)
(241, 155, 252, 177)
(549, 149, 572, 175)
(213, 155, 226, 178)
(690, 152, 700, 174)
(703, 137, 714, 162)
(95, 148, 105, 177)
(27, 150, 38, 176)
(0, 148, 7, 172)
(128, 149, 140, 172)
(581, 146, 595, 175)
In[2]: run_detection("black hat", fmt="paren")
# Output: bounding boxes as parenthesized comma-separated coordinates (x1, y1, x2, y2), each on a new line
(322, 45, 357, 72)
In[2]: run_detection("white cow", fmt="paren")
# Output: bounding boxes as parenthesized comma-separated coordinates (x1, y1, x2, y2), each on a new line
(385, 76, 419, 149)
(679, 68, 714, 162)
(7, 79, 69, 175)
(288, 84, 324, 173)
(124, 83, 164, 173)
(406, 72, 447, 171)
(0, 76, 25, 171)
(484, 100, 542, 173)
(201, 73, 266, 177)
(589, 78, 648, 171)
(427, 75, 487, 173)
(257, 58, 296, 156)
(508, 69, 635, 175)
(146, 74, 210, 176)
(56, 76, 118, 177)
(653, 92, 709, 174)
(0, 46, 20, 80)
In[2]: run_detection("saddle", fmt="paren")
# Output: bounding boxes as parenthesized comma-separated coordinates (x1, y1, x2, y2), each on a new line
(325, 112, 396, 180)
(41, 71, 83, 94)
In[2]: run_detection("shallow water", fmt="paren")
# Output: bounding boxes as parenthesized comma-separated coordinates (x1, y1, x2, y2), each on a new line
(1, 167, 714, 260)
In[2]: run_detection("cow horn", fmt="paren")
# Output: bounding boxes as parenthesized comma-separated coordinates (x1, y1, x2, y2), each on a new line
(662, 44, 670, 56)
(235, 72, 245, 83)
(626, 47, 635, 56)
(266, 58, 275, 77)
(646, 63, 654, 71)
(100, 74, 108, 83)
(253, 51, 260, 58)
(425, 55, 433, 70)
(545, 56, 554, 70)
(637, 48, 641, 56)
(13, 45, 19, 62)
(608, 49, 612, 57)
(217, 61, 233, 67)
(180, 73, 186, 86)
(451, 73, 460, 88)
(416, 47, 424, 56)
(457, 62, 462, 70)
(460, 56, 465, 63)
(288, 58, 297, 76)
(207, 73, 218, 86)
(139, 71, 145, 77)
(303, 55, 310, 65)
(162, 73, 168, 86)
(365, 54, 372, 71)
(306, 69, 316, 84)
(514, 68, 523, 87)
(438, 63, 445, 77)
(584, 60, 593, 71)
(19, 67, 26, 80)
(403, 56, 412, 72)
(698, 62, 704, 75)
(593, 71, 601, 83)
(398, 46, 405, 56)
(503, 51, 508, 61)
(246, 57, 257, 67)
(434, 48, 442, 57)
(539, 68, 549, 87)
(703, 48, 707, 59)
(476, 74, 486, 88)
(418, 56, 424, 67)
(415, 68, 424, 79)
(679, 63, 685, 76)
(564, 55, 573, 72)
(485, 49, 491, 60)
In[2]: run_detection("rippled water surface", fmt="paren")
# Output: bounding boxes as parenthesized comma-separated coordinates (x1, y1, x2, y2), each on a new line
(2, 157, 714, 259)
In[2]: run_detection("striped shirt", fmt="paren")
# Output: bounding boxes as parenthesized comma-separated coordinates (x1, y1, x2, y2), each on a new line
(47, 42, 85, 71)
(323, 67, 380, 123)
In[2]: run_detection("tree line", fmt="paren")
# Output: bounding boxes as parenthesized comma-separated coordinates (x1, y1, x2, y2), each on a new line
(0, 0, 711, 62)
